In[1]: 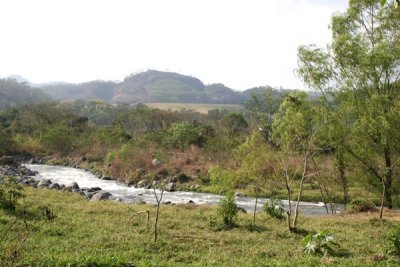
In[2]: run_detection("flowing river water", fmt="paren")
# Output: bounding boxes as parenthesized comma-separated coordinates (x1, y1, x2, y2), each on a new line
(25, 164, 342, 216)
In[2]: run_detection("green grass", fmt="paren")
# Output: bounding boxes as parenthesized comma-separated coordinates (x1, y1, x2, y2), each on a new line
(146, 103, 246, 114)
(2, 188, 400, 266)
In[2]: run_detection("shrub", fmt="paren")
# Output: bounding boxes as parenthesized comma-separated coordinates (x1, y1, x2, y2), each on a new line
(303, 230, 340, 256)
(0, 176, 24, 212)
(217, 193, 238, 228)
(385, 224, 400, 257)
(263, 199, 285, 219)
(348, 197, 376, 213)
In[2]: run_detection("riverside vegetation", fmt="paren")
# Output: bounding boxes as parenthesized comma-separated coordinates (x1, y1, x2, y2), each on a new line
(1, 0, 400, 265)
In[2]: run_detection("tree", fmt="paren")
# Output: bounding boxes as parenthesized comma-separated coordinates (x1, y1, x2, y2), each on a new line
(297, 0, 400, 212)
(221, 112, 248, 138)
(272, 92, 326, 231)
(245, 87, 284, 145)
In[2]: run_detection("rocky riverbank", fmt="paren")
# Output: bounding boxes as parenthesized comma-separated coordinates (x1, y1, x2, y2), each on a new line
(0, 159, 118, 202)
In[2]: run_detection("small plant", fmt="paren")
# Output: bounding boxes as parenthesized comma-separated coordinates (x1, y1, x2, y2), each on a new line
(263, 199, 285, 219)
(217, 193, 238, 228)
(348, 197, 376, 213)
(303, 230, 340, 256)
(0, 176, 24, 212)
(385, 224, 400, 257)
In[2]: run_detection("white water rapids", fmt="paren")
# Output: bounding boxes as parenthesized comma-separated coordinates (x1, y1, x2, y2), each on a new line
(25, 164, 341, 215)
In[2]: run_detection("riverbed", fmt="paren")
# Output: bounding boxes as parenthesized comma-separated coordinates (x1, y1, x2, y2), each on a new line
(25, 164, 341, 215)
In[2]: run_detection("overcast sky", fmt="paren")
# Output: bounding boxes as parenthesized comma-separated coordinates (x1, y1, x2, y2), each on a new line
(0, 0, 348, 90)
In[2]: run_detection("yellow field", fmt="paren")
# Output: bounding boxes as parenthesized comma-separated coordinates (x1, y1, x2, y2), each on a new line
(146, 102, 246, 114)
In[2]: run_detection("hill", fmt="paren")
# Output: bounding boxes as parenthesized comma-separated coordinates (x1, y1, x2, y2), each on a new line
(0, 78, 51, 110)
(38, 70, 251, 104)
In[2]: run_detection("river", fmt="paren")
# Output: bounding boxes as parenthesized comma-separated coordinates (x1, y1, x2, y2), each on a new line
(25, 164, 341, 215)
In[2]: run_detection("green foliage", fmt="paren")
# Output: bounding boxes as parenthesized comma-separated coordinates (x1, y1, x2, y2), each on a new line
(385, 224, 400, 256)
(40, 124, 73, 154)
(217, 193, 238, 228)
(303, 231, 340, 256)
(165, 121, 212, 149)
(221, 112, 248, 138)
(0, 128, 13, 155)
(348, 197, 376, 213)
(263, 199, 285, 219)
(0, 176, 24, 212)
(209, 167, 239, 193)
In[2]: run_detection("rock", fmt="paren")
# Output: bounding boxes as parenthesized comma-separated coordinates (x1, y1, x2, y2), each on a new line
(234, 192, 243, 197)
(84, 192, 94, 200)
(90, 191, 112, 202)
(101, 176, 112, 180)
(49, 183, 61, 190)
(80, 156, 87, 162)
(165, 182, 176, 192)
(88, 187, 102, 192)
(238, 207, 247, 213)
(126, 181, 135, 187)
(38, 179, 52, 188)
(163, 201, 172, 205)
(67, 182, 79, 190)
(188, 200, 195, 204)
(152, 159, 162, 167)
(137, 180, 147, 188)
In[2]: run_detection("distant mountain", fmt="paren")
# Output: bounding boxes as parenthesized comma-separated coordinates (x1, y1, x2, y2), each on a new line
(6, 70, 300, 105)
(38, 70, 248, 104)
(0, 78, 51, 110)
(41, 81, 117, 102)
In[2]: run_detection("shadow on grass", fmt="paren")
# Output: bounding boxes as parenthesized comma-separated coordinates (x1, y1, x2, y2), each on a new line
(243, 223, 268, 233)
(291, 227, 309, 237)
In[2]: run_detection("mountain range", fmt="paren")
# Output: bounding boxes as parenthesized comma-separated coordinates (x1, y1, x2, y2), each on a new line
(0, 70, 297, 110)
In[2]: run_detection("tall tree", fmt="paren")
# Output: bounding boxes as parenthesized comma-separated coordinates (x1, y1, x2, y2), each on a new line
(297, 0, 400, 210)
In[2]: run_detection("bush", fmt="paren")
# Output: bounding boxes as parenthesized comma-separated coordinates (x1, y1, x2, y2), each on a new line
(0, 176, 24, 212)
(217, 193, 238, 228)
(385, 224, 400, 257)
(263, 199, 285, 219)
(348, 197, 376, 213)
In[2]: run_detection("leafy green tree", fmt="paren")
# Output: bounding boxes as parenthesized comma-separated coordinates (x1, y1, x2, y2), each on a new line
(245, 87, 284, 145)
(221, 112, 248, 138)
(272, 92, 327, 231)
(297, 0, 400, 213)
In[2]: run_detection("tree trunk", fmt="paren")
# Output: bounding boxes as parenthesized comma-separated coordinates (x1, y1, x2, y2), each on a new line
(253, 186, 258, 224)
(384, 146, 393, 209)
(337, 152, 348, 210)
(293, 155, 309, 228)
(283, 165, 292, 232)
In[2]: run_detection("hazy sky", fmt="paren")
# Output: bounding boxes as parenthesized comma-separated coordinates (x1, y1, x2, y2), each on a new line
(0, 0, 348, 90)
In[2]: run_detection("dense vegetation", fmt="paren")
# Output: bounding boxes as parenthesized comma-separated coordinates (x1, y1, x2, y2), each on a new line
(1, 0, 400, 265)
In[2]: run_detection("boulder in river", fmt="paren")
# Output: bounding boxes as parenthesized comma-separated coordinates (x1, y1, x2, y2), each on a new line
(90, 191, 112, 202)
(49, 183, 61, 190)
(165, 182, 176, 192)
(67, 182, 79, 190)
(38, 179, 52, 188)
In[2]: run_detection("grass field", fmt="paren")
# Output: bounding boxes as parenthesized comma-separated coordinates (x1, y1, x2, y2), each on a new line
(1, 187, 400, 266)
(146, 103, 247, 114)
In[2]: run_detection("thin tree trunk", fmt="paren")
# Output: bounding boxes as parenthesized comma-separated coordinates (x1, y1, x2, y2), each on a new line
(152, 186, 164, 242)
(384, 146, 393, 209)
(293, 155, 309, 228)
(253, 186, 258, 224)
(283, 163, 292, 232)
(380, 179, 385, 220)
(318, 183, 330, 214)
